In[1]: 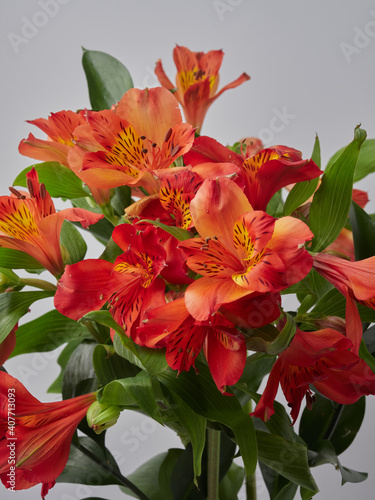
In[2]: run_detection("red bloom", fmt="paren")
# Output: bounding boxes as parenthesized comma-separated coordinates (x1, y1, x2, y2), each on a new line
(0, 168, 103, 277)
(137, 298, 246, 392)
(184, 136, 322, 211)
(68, 87, 194, 194)
(54, 223, 167, 339)
(155, 45, 250, 132)
(0, 372, 96, 498)
(179, 178, 313, 321)
(252, 327, 375, 424)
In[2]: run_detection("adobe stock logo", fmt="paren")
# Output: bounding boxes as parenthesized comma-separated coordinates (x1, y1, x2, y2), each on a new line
(7, 0, 71, 54)
(340, 11, 375, 63)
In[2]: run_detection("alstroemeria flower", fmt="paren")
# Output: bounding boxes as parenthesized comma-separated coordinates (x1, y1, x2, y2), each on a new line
(137, 297, 246, 392)
(54, 223, 167, 339)
(0, 372, 96, 498)
(18, 109, 113, 207)
(0, 168, 103, 278)
(252, 327, 375, 424)
(179, 178, 313, 321)
(155, 45, 250, 132)
(184, 136, 322, 211)
(68, 87, 195, 194)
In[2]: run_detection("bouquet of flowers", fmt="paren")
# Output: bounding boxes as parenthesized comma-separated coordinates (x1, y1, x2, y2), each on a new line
(1, 44, 375, 500)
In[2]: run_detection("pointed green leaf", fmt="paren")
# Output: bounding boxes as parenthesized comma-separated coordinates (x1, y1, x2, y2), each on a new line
(218, 462, 245, 500)
(310, 127, 366, 252)
(60, 220, 87, 265)
(138, 219, 194, 241)
(245, 313, 296, 355)
(166, 390, 206, 482)
(326, 138, 375, 182)
(13, 162, 88, 199)
(0, 248, 44, 270)
(256, 430, 318, 492)
(284, 135, 321, 216)
(0, 290, 54, 343)
(157, 361, 258, 479)
(10, 309, 90, 357)
(82, 49, 133, 110)
(62, 341, 98, 399)
(349, 201, 375, 259)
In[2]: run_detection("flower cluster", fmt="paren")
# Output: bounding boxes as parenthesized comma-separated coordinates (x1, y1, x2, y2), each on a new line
(1, 45, 375, 499)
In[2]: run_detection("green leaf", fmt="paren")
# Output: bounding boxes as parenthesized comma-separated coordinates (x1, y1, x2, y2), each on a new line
(48, 336, 87, 393)
(349, 201, 375, 259)
(80, 311, 138, 356)
(92, 344, 140, 386)
(166, 390, 207, 482)
(309, 127, 367, 252)
(111, 185, 133, 216)
(307, 440, 367, 485)
(256, 430, 318, 492)
(326, 138, 375, 182)
(60, 220, 87, 266)
(157, 361, 258, 479)
(138, 219, 194, 241)
(113, 333, 169, 376)
(10, 309, 90, 357)
(218, 462, 244, 500)
(0, 248, 44, 270)
(57, 436, 122, 486)
(267, 189, 284, 218)
(99, 372, 163, 424)
(82, 49, 133, 110)
(13, 162, 88, 199)
(311, 287, 375, 323)
(62, 341, 98, 399)
(284, 135, 321, 216)
(299, 392, 365, 456)
(0, 290, 54, 343)
(119, 452, 169, 499)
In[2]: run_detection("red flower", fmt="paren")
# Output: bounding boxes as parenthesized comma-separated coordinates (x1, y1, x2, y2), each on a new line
(54, 223, 167, 339)
(137, 298, 246, 392)
(184, 136, 322, 211)
(0, 168, 103, 277)
(155, 45, 250, 132)
(252, 327, 375, 424)
(0, 372, 96, 498)
(179, 178, 313, 321)
(68, 87, 195, 194)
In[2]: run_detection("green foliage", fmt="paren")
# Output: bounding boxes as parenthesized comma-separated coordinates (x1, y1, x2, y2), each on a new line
(82, 49, 134, 110)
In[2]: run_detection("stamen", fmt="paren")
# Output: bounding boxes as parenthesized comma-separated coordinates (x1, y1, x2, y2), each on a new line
(27, 178, 35, 197)
(170, 145, 181, 156)
(9, 187, 23, 198)
(40, 184, 46, 200)
(164, 128, 172, 143)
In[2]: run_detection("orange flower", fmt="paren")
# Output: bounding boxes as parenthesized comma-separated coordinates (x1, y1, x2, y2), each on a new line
(68, 87, 194, 194)
(0, 372, 96, 498)
(0, 168, 103, 277)
(155, 45, 250, 132)
(179, 178, 313, 321)
(18, 110, 111, 207)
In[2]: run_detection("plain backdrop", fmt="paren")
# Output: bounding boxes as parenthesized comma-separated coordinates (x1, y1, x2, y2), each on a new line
(1, 0, 375, 499)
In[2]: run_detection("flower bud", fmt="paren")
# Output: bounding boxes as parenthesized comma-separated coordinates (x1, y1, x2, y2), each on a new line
(87, 401, 121, 434)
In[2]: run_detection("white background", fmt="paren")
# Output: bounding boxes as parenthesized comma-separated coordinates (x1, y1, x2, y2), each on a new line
(1, 0, 375, 499)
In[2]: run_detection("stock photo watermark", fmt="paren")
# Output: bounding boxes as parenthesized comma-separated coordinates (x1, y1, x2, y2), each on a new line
(257, 106, 296, 146)
(340, 11, 375, 63)
(213, 0, 244, 21)
(7, 0, 71, 54)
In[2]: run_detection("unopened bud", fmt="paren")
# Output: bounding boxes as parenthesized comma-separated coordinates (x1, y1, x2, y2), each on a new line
(87, 401, 121, 434)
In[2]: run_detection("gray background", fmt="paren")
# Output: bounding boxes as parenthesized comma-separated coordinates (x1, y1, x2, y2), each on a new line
(1, 0, 375, 498)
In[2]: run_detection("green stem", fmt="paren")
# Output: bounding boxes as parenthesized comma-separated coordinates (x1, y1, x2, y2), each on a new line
(101, 203, 119, 226)
(74, 442, 151, 500)
(207, 428, 221, 500)
(243, 399, 257, 500)
(80, 320, 109, 344)
(20, 278, 57, 291)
